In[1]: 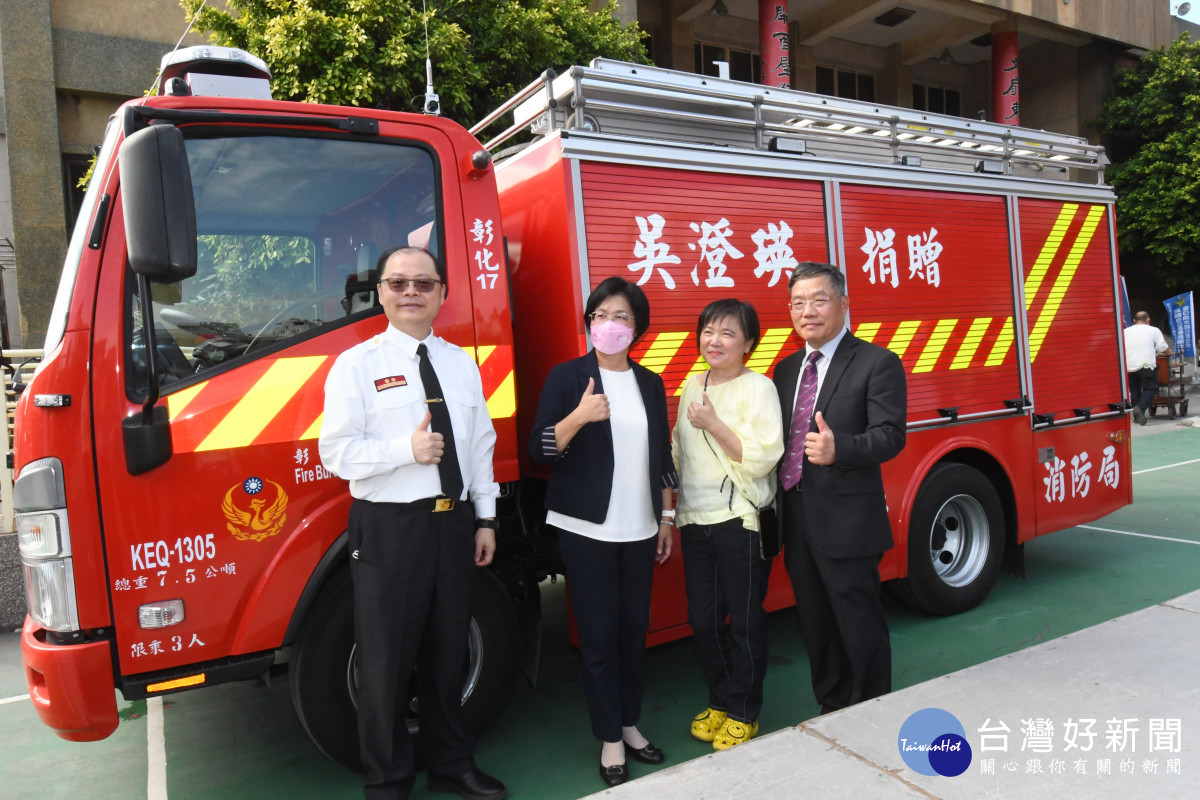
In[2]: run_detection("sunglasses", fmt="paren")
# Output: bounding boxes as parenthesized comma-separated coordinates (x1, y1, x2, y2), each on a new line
(380, 277, 442, 293)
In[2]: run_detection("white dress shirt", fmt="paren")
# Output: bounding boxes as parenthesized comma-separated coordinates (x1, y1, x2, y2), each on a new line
(319, 324, 499, 517)
(791, 325, 849, 411)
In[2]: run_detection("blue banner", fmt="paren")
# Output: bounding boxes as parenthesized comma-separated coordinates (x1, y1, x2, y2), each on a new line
(1163, 291, 1196, 357)
(1119, 276, 1132, 328)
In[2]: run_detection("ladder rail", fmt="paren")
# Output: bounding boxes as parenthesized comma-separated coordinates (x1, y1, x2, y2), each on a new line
(476, 60, 1107, 182)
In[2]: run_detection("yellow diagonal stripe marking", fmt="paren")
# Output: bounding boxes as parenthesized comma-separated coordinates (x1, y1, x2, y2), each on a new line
(486, 370, 516, 419)
(986, 317, 1014, 366)
(475, 345, 497, 366)
(914, 319, 957, 373)
(887, 321, 921, 359)
(951, 317, 992, 369)
(301, 413, 323, 440)
(1029, 205, 1104, 361)
(854, 322, 881, 343)
(1024, 204, 1077, 310)
(638, 331, 689, 374)
(167, 382, 207, 421)
(196, 357, 327, 452)
(745, 327, 792, 374)
(674, 355, 708, 395)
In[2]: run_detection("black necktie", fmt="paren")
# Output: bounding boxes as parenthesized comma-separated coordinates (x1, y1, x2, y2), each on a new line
(416, 343, 463, 500)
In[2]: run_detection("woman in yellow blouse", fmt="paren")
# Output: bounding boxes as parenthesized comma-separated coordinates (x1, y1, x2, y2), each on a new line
(672, 299, 784, 750)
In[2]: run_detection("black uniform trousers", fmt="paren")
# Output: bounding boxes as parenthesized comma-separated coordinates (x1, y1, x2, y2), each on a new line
(556, 528, 657, 743)
(781, 488, 891, 712)
(680, 519, 773, 724)
(349, 498, 476, 800)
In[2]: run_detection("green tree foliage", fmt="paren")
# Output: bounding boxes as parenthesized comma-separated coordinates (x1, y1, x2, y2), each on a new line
(1099, 34, 1200, 290)
(180, 0, 648, 125)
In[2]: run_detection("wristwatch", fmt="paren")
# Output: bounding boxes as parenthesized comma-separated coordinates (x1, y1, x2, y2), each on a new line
(660, 508, 676, 524)
(476, 518, 498, 530)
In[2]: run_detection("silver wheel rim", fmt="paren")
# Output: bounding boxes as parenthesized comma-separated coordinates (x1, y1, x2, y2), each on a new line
(929, 492, 989, 588)
(345, 616, 485, 727)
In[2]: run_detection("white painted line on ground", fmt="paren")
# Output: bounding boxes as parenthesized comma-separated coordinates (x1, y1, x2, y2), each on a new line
(1133, 456, 1200, 475)
(0, 693, 30, 705)
(1078, 525, 1200, 546)
(147, 696, 168, 800)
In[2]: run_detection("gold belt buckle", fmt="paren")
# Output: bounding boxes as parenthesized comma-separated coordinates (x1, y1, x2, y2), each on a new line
(433, 497, 454, 512)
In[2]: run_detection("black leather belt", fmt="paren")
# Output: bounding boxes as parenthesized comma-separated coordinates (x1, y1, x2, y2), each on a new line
(391, 496, 460, 512)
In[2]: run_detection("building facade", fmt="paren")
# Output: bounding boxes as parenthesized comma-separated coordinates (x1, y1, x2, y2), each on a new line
(0, 0, 206, 348)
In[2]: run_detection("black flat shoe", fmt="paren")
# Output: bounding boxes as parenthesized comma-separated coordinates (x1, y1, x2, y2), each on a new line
(599, 762, 628, 787)
(625, 741, 665, 765)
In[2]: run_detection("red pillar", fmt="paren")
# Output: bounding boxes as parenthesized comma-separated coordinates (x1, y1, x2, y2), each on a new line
(991, 30, 1020, 125)
(760, 0, 790, 88)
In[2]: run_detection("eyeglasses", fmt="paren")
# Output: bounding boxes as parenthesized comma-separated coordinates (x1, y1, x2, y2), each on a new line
(380, 277, 442, 293)
(788, 296, 836, 311)
(590, 311, 635, 326)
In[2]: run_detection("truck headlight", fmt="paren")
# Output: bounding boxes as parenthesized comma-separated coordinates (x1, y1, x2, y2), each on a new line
(16, 510, 70, 559)
(14, 457, 78, 632)
(22, 558, 80, 632)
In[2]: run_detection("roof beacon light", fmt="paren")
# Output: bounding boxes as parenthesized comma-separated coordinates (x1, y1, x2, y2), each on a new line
(159, 46, 272, 99)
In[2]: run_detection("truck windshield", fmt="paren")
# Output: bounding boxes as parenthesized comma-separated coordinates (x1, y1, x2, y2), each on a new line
(128, 132, 439, 393)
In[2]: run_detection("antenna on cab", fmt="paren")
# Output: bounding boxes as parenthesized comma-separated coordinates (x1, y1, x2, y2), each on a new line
(422, 0, 440, 115)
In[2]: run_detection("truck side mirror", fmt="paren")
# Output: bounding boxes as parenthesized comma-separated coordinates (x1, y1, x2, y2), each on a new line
(120, 124, 197, 282)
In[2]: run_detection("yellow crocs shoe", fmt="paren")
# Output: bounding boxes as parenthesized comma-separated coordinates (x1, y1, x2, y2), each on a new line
(690, 708, 728, 742)
(712, 718, 758, 750)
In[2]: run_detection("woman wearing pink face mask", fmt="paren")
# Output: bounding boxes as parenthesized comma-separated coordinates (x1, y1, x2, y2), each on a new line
(529, 277, 676, 788)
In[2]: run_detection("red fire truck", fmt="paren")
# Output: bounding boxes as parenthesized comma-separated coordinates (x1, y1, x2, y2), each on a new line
(14, 48, 1131, 770)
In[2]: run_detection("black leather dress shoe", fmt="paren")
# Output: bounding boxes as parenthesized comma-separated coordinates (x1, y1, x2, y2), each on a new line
(427, 768, 507, 800)
(599, 762, 629, 787)
(624, 741, 665, 765)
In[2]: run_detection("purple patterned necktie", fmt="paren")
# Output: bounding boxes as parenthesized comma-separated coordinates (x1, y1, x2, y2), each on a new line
(781, 351, 822, 490)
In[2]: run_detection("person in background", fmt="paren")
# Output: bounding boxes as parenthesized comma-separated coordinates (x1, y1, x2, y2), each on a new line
(320, 246, 506, 800)
(774, 261, 907, 714)
(528, 276, 675, 789)
(1124, 310, 1168, 426)
(672, 299, 783, 750)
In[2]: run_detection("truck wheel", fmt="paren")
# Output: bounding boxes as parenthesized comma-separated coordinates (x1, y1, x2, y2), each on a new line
(893, 463, 1005, 616)
(289, 568, 520, 772)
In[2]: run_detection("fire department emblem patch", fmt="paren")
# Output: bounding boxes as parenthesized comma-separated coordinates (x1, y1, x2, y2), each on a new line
(221, 476, 288, 542)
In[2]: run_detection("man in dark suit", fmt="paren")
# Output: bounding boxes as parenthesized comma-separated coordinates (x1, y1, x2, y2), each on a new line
(774, 261, 907, 713)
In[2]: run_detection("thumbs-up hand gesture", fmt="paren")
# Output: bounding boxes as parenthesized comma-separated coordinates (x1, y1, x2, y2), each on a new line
(574, 377, 610, 424)
(412, 410, 446, 464)
(804, 411, 836, 465)
(686, 391, 718, 432)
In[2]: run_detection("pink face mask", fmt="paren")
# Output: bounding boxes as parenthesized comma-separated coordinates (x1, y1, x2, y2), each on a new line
(590, 320, 635, 355)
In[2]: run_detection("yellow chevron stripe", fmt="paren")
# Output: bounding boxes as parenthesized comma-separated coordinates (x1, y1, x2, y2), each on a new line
(486, 370, 516, 419)
(745, 327, 792, 374)
(1024, 203, 1077, 310)
(855, 321, 881, 343)
(1028, 205, 1104, 361)
(196, 357, 326, 452)
(887, 321, 921, 359)
(167, 382, 207, 421)
(638, 331, 689, 374)
(952, 317, 992, 369)
(914, 319, 957, 373)
(475, 345, 497, 365)
(301, 413, 322, 441)
(986, 317, 1014, 366)
(674, 355, 709, 395)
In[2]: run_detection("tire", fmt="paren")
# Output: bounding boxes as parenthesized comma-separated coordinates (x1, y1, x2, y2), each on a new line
(289, 568, 521, 772)
(893, 463, 1005, 616)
